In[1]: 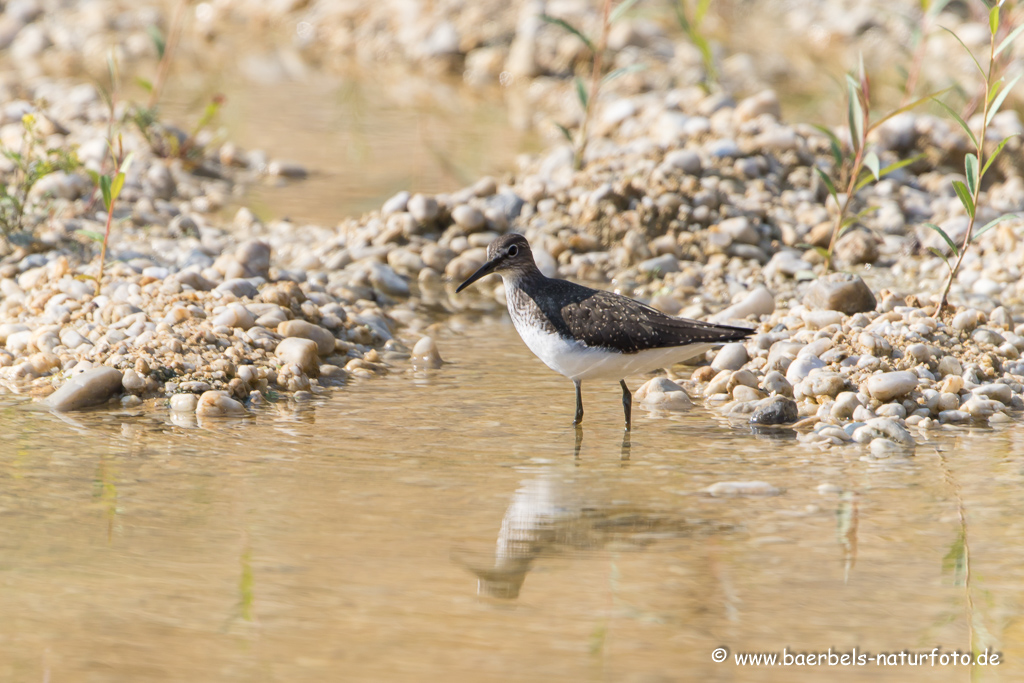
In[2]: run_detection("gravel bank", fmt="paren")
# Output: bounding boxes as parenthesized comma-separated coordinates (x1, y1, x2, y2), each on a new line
(1, 2, 1024, 455)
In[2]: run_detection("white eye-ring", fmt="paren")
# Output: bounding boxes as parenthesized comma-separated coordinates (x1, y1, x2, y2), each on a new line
(508, 244, 519, 257)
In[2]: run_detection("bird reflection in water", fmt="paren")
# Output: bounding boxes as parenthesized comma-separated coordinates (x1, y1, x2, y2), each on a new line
(573, 425, 631, 460)
(454, 468, 727, 600)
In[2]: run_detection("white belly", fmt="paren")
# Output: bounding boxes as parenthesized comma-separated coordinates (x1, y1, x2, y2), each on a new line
(510, 311, 711, 382)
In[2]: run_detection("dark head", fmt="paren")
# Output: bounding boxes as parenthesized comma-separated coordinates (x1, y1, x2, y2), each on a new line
(455, 233, 538, 293)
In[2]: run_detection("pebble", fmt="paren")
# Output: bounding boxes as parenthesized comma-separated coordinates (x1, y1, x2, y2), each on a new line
(851, 417, 915, 447)
(663, 149, 701, 175)
(635, 376, 694, 410)
(451, 205, 485, 231)
(639, 253, 680, 275)
(213, 303, 255, 330)
(785, 356, 824, 383)
(278, 320, 335, 356)
(407, 194, 439, 224)
(761, 371, 793, 397)
(831, 391, 861, 420)
(711, 342, 748, 372)
(749, 396, 798, 425)
(865, 371, 918, 401)
(170, 394, 199, 412)
(870, 438, 909, 458)
(274, 338, 320, 375)
(709, 286, 775, 322)
(412, 336, 443, 369)
(805, 273, 877, 314)
(704, 481, 781, 497)
(45, 367, 123, 411)
(195, 390, 247, 417)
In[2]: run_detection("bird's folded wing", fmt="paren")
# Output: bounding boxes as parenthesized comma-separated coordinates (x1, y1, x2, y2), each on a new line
(560, 290, 752, 353)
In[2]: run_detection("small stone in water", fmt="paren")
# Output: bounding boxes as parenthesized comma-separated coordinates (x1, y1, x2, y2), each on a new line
(45, 367, 123, 412)
(195, 390, 247, 417)
(412, 336, 443, 369)
(704, 481, 781, 496)
(749, 396, 798, 425)
(170, 394, 199, 412)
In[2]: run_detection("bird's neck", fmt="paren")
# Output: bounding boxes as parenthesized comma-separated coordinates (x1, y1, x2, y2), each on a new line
(501, 264, 545, 292)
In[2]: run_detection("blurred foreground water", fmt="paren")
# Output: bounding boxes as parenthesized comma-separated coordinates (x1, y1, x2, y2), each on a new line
(1, 319, 1022, 682)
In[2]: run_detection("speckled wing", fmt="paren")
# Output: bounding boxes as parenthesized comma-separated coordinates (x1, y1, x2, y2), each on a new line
(558, 289, 752, 353)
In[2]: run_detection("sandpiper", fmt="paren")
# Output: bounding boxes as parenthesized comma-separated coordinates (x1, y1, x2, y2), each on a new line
(456, 233, 753, 430)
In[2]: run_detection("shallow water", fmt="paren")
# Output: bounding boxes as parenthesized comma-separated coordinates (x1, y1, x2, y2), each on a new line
(161, 69, 538, 225)
(1, 318, 1022, 682)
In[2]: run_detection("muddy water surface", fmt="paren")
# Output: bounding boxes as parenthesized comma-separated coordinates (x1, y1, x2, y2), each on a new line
(1, 319, 1023, 682)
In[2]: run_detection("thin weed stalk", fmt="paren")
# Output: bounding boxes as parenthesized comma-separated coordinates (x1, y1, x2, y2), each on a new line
(815, 65, 938, 271)
(147, 0, 191, 110)
(542, 0, 644, 170)
(929, 6, 1022, 312)
(574, 0, 613, 170)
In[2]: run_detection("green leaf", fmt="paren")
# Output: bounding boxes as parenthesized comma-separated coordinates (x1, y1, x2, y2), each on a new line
(939, 26, 985, 79)
(695, 0, 712, 25)
(986, 74, 1021, 126)
(965, 153, 978, 195)
(609, 0, 640, 25)
(924, 222, 959, 256)
(932, 98, 978, 148)
(810, 124, 845, 166)
(106, 51, 120, 87)
(840, 206, 879, 229)
(853, 154, 925, 192)
(995, 23, 1024, 58)
(539, 15, 594, 52)
(76, 228, 105, 243)
(574, 76, 589, 110)
(989, 5, 1000, 36)
(147, 25, 166, 59)
(555, 122, 574, 143)
(952, 180, 975, 218)
(864, 151, 880, 181)
(100, 175, 112, 212)
(870, 86, 951, 131)
(86, 169, 101, 187)
(119, 151, 136, 177)
(981, 135, 1017, 177)
(846, 76, 864, 153)
(110, 171, 125, 204)
(815, 167, 838, 201)
(602, 63, 647, 85)
(928, 247, 952, 272)
(876, 152, 926, 177)
(135, 77, 154, 93)
(988, 80, 1002, 104)
(972, 214, 1018, 241)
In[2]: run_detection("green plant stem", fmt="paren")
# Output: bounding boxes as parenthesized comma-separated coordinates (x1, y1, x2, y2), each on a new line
(147, 0, 191, 110)
(824, 146, 865, 272)
(95, 200, 115, 296)
(574, 0, 612, 170)
(937, 36, 997, 312)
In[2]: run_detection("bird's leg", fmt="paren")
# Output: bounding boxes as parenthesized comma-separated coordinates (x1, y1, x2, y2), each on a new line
(573, 380, 584, 426)
(620, 379, 632, 432)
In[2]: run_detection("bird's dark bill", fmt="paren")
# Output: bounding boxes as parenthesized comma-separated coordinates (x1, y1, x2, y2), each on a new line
(455, 258, 499, 293)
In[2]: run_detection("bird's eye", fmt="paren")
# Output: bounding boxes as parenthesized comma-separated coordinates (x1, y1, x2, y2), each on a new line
(508, 244, 519, 257)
